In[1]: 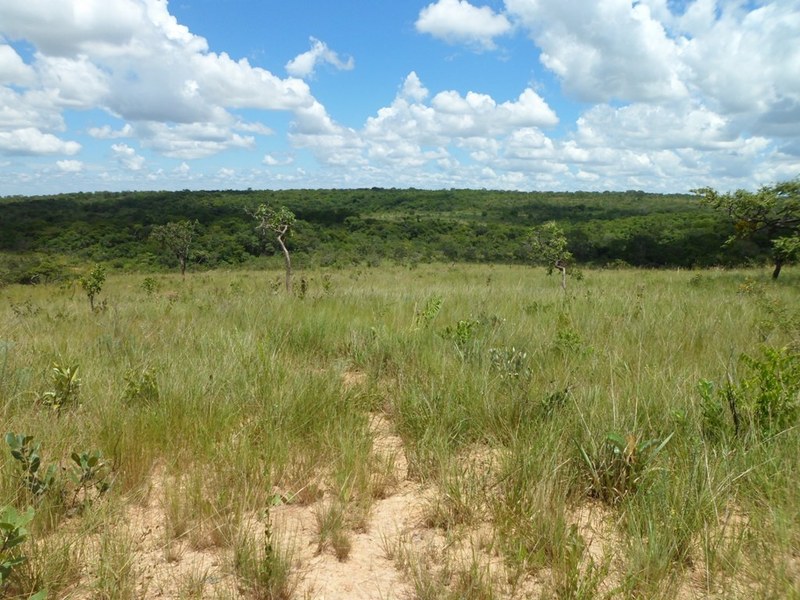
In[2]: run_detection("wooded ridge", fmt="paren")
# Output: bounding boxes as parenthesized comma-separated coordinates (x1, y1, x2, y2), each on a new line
(0, 188, 771, 283)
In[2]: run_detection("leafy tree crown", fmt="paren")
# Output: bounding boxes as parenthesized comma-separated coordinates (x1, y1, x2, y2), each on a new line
(529, 221, 572, 274)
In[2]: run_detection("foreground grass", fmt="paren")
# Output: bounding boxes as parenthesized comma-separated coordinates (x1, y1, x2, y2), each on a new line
(1, 264, 799, 598)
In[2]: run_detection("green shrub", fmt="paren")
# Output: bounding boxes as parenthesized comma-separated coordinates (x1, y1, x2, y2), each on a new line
(5, 434, 57, 498)
(140, 276, 159, 296)
(414, 295, 443, 329)
(0, 505, 45, 599)
(68, 450, 111, 508)
(577, 431, 673, 505)
(39, 363, 81, 413)
(700, 345, 800, 440)
(440, 319, 481, 356)
(79, 264, 106, 311)
(122, 367, 159, 405)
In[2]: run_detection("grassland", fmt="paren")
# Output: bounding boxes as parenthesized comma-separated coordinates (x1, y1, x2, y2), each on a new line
(1, 264, 799, 599)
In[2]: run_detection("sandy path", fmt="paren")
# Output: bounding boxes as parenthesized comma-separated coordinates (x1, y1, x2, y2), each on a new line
(281, 414, 423, 600)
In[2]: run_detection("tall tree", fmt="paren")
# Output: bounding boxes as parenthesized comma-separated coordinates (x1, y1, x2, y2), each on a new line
(529, 221, 573, 292)
(694, 180, 800, 279)
(253, 204, 296, 293)
(150, 220, 199, 278)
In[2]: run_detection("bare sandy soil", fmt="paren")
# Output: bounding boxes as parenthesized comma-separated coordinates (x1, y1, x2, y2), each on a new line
(60, 375, 730, 599)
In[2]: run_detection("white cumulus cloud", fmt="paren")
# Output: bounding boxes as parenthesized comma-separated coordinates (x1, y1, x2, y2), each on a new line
(56, 159, 83, 172)
(1, 0, 798, 193)
(291, 72, 559, 175)
(400, 71, 429, 102)
(504, 0, 687, 103)
(0, 127, 80, 155)
(0, 0, 320, 160)
(111, 142, 144, 170)
(416, 0, 512, 50)
(89, 123, 133, 139)
(263, 153, 293, 166)
(680, 2, 800, 125)
(364, 73, 557, 147)
(136, 122, 255, 160)
(0, 43, 35, 85)
(285, 37, 354, 79)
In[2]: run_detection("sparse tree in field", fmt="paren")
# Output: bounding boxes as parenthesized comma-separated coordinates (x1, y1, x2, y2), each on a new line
(694, 180, 800, 279)
(529, 221, 573, 292)
(79, 264, 106, 311)
(150, 220, 199, 278)
(253, 204, 296, 293)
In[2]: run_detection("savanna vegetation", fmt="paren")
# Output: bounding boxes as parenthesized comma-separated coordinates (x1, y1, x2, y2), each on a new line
(1, 262, 799, 598)
(1, 184, 799, 598)
(0, 187, 777, 286)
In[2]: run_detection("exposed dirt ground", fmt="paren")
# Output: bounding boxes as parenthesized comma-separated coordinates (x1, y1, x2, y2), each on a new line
(69, 405, 430, 599)
(59, 373, 735, 599)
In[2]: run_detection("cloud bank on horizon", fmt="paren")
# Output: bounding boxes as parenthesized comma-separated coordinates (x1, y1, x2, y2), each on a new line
(0, 0, 798, 195)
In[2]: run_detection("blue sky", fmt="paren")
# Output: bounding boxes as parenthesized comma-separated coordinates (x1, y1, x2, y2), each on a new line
(0, 0, 798, 195)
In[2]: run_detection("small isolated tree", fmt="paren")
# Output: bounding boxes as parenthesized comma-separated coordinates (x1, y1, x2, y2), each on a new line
(529, 221, 573, 292)
(150, 220, 199, 278)
(694, 180, 800, 279)
(253, 204, 296, 293)
(79, 264, 105, 311)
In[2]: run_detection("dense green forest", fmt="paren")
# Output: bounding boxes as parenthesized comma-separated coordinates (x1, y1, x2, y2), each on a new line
(0, 188, 770, 283)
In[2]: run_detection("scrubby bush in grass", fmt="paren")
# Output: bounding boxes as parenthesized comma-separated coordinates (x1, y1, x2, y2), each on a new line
(0, 254, 72, 286)
(68, 450, 111, 508)
(440, 314, 503, 359)
(553, 311, 593, 357)
(122, 366, 159, 405)
(79, 264, 105, 311)
(413, 295, 443, 329)
(1, 505, 34, 589)
(6, 433, 111, 517)
(140, 276, 159, 296)
(577, 431, 673, 505)
(5, 434, 57, 498)
(10, 300, 41, 318)
(743, 346, 800, 433)
(38, 363, 80, 413)
(700, 345, 800, 441)
(441, 319, 481, 357)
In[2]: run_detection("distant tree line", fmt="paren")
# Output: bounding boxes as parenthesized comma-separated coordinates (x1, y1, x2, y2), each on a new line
(0, 187, 783, 284)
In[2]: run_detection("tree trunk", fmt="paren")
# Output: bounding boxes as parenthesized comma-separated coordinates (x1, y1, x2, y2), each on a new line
(180, 256, 186, 278)
(772, 258, 783, 279)
(557, 264, 567, 292)
(278, 235, 292, 293)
